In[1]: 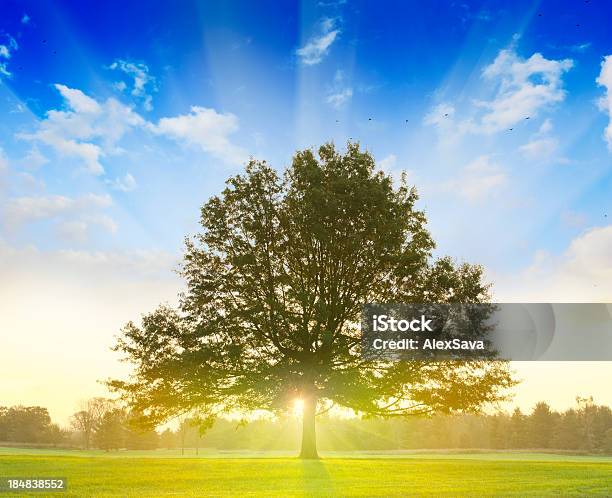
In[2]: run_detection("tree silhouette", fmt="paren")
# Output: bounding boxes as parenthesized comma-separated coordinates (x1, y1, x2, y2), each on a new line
(109, 142, 514, 459)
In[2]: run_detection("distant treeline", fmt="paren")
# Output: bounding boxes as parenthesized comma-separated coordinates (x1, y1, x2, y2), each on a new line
(1, 397, 611, 454)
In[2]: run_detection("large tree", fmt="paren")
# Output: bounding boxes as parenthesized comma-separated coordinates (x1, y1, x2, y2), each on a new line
(110, 142, 515, 458)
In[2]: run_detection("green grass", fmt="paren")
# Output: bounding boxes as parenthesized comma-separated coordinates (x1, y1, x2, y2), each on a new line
(0, 448, 610, 497)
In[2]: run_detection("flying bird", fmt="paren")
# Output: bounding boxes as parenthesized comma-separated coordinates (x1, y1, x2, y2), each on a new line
(368, 118, 372, 121)
(444, 113, 449, 117)
(525, 116, 530, 120)
(509, 128, 513, 131)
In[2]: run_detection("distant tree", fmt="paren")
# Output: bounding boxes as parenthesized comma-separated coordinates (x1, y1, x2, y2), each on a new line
(591, 405, 612, 452)
(603, 428, 612, 455)
(576, 396, 597, 451)
(114, 401, 612, 453)
(575, 397, 612, 452)
(124, 427, 159, 450)
(552, 408, 582, 450)
(488, 413, 510, 449)
(3, 406, 53, 443)
(0, 407, 8, 440)
(508, 408, 528, 449)
(159, 428, 177, 449)
(527, 402, 557, 449)
(124, 414, 159, 450)
(110, 143, 515, 458)
(70, 398, 112, 449)
(94, 409, 125, 451)
(43, 423, 68, 446)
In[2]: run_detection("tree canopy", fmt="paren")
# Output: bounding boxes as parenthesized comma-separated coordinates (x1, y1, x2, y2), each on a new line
(110, 142, 515, 458)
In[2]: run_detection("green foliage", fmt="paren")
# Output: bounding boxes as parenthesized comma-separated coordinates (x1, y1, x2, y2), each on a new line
(0, 406, 64, 445)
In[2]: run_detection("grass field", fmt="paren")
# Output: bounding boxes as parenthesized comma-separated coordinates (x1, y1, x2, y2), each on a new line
(0, 448, 610, 497)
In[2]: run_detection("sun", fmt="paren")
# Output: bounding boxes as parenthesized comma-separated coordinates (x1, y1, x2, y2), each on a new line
(293, 398, 304, 417)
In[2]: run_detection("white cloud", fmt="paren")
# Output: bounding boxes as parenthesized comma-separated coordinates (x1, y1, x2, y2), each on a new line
(109, 60, 156, 111)
(326, 70, 353, 108)
(56, 220, 89, 243)
(519, 118, 567, 163)
(13, 172, 45, 193)
(3, 193, 112, 228)
(596, 55, 612, 151)
(19, 83, 249, 172)
(562, 226, 612, 278)
(378, 154, 397, 171)
(475, 49, 573, 133)
(326, 88, 353, 108)
(4, 195, 77, 225)
(56, 84, 101, 113)
(21, 147, 50, 169)
(296, 17, 340, 65)
(495, 225, 612, 301)
(108, 172, 137, 192)
(0, 35, 18, 78)
(447, 155, 506, 201)
(57, 214, 117, 243)
(423, 103, 458, 143)
(18, 84, 144, 175)
(114, 81, 127, 92)
(426, 48, 573, 139)
(151, 106, 247, 165)
(519, 137, 558, 161)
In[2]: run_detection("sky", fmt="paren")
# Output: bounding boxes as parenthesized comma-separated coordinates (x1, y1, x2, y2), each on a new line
(1, 0, 612, 424)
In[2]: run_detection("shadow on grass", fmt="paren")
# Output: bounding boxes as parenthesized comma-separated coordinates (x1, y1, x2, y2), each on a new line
(299, 458, 334, 496)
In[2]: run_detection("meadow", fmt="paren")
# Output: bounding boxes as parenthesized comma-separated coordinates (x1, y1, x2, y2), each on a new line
(0, 448, 611, 497)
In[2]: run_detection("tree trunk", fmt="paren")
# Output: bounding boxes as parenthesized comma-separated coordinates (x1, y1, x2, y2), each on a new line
(299, 394, 319, 459)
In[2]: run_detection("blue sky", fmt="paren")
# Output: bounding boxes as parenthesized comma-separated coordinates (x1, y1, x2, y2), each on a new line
(2, 1, 612, 419)
(1, 0, 612, 271)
